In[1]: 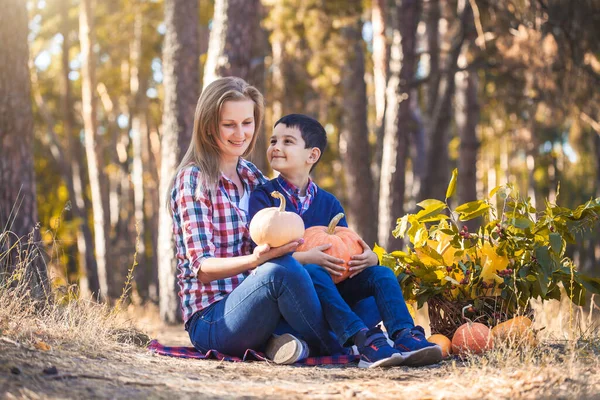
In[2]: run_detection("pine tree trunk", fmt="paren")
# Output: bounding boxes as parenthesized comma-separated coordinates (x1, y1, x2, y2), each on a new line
(79, 0, 109, 301)
(158, 0, 200, 323)
(456, 68, 479, 207)
(203, 0, 260, 87)
(129, 5, 151, 300)
(339, 14, 377, 246)
(420, 1, 471, 202)
(60, 0, 99, 297)
(426, 0, 440, 117)
(0, 0, 49, 300)
(378, 0, 420, 249)
(372, 0, 388, 128)
(371, 0, 389, 211)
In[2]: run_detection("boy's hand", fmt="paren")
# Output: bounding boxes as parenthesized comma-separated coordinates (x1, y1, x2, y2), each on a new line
(296, 244, 346, 277)
(348, 239, 378, 278)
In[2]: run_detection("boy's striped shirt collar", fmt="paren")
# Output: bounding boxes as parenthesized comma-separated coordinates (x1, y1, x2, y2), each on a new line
(275, 175, 318, 215)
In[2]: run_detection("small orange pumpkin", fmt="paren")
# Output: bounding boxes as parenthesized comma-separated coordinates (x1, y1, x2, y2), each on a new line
(427, 334, 452, 358)
(249, 191, 305, 247)
(296, 213, 363, 283)
(451, 305, 493, 356)
(452, 322, 493, 356)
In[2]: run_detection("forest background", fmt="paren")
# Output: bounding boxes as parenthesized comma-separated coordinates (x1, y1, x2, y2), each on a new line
(1, 0, 599, 324)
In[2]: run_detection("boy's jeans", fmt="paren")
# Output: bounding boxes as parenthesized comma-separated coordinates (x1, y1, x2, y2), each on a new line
(304, 264, 415, 346)
(187, 255, 344, 357)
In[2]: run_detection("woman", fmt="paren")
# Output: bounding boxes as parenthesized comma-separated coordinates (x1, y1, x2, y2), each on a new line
(169, 77, 342, 364)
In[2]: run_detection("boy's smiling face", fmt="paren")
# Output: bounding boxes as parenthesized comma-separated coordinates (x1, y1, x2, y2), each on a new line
(268, 124, 319, 176)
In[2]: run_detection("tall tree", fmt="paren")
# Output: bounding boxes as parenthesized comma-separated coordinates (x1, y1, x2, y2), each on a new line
(378, 0, 420, 249)
(372, 0, 388, 128)
(203, 0, 267, 171)
(339, 8, 377, 246)
(61, 0, 99, 297)
(0, 0, 49, 300)
(203, 0, 261, 88)
(455, 66, 479, 224)
(158, 0, 200, 323)
(79, 0, 109, 300)
(420, 1, 472, 202)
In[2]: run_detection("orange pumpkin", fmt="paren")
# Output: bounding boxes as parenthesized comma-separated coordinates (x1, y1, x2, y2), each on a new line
(491, 316, 537, 347)
(452, 322, 493, 356)
(296, 213, 363, 283)
(427, 334, 452, 358)
(249, 191, 305, 247)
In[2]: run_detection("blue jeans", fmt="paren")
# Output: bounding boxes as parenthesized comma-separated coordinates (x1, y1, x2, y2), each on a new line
(187, 255, 344, 357)
(304, 264, 415, 346)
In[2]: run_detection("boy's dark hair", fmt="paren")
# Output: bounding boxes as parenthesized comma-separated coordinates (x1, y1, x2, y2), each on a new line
(274, 114, 327, 171)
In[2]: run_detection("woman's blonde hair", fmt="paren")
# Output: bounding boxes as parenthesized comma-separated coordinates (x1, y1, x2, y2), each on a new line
(169, 77, 264, 203)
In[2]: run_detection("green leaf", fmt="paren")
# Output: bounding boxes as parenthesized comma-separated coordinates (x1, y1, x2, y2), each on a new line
(417, 199, 447, 210)
(510, 217, 534, 230)
(446, 168, 458, 200)
(455, 200, 490, 221)
(535, 246, 554, 276)
(461, 206, 491, 221)
(549, 232, 563, 254)
(526, 275, 537, 282)
(415, 200, 447, 223)
(415, 246, 445, 265)
(488, 185, 504, 198)
(578, 275, 600, 295)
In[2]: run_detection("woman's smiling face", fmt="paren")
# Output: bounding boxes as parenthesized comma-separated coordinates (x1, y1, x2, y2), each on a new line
(216, 99, 255, 161)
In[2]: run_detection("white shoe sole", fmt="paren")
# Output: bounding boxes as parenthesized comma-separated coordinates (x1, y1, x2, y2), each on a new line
(401, 345, 443, 367)
(265, 334, 306, 365)
(358, 352, 406, 369)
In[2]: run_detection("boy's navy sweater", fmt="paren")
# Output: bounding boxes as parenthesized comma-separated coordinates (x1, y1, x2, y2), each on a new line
(248, 178, 348, 229)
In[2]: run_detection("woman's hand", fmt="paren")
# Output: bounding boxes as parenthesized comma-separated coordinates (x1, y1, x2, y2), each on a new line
(294, 244, 346, 277)
(253, 239, 302, 266)
(348, 239, 379, 278)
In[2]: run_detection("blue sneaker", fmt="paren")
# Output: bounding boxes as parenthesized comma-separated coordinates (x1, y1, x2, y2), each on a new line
(265, 333, 310, 365)
(394, 326, 443, 367)
(355, 327, 405, 368)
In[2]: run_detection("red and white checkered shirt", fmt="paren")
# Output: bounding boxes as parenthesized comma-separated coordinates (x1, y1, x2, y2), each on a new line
(171, 158, 267, 323)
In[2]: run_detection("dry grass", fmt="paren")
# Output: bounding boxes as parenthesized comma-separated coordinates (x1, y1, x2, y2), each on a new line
(1, 230, 599, 399)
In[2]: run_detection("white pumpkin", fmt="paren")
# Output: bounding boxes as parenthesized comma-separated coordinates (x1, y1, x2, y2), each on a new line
(249, 191, 305, 247)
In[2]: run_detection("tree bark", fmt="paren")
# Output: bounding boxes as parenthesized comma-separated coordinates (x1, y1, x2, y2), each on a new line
(420, 1, 471, 202)
(378, 0, 420, 249)
(339, 15, 378, 246)
(456, 67, 479, 207)
(0, 0, 49, 300)
(372, 0, 388, 128)
(60, 0, 99, 297)
(158, 0, 200, 323)
(79, 0, 109, 301)
(426, 0, 440, 117)
(203, 0, 260, 88)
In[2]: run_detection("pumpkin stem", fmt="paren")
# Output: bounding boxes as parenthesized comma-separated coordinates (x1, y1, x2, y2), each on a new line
(462, 304, 474, 324)
(270, 191, 286, 212)
(327, 213, 344, 234)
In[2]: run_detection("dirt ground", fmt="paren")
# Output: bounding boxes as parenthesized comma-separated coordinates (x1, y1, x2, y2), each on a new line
(2, 318, 600, 400)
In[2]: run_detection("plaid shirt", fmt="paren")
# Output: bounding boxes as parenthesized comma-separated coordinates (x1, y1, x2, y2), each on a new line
(274, 176, 318, 215)
(171, 158, 267, 323)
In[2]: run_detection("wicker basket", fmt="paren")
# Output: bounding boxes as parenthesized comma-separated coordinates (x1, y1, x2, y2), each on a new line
(427, 296, 533, 338)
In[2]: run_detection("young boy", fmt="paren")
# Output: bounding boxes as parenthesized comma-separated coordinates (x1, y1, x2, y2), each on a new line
(249, 114, 442, 368)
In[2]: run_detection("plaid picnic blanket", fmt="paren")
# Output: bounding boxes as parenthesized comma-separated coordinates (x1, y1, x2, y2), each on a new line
(147, 340, 359, 366)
